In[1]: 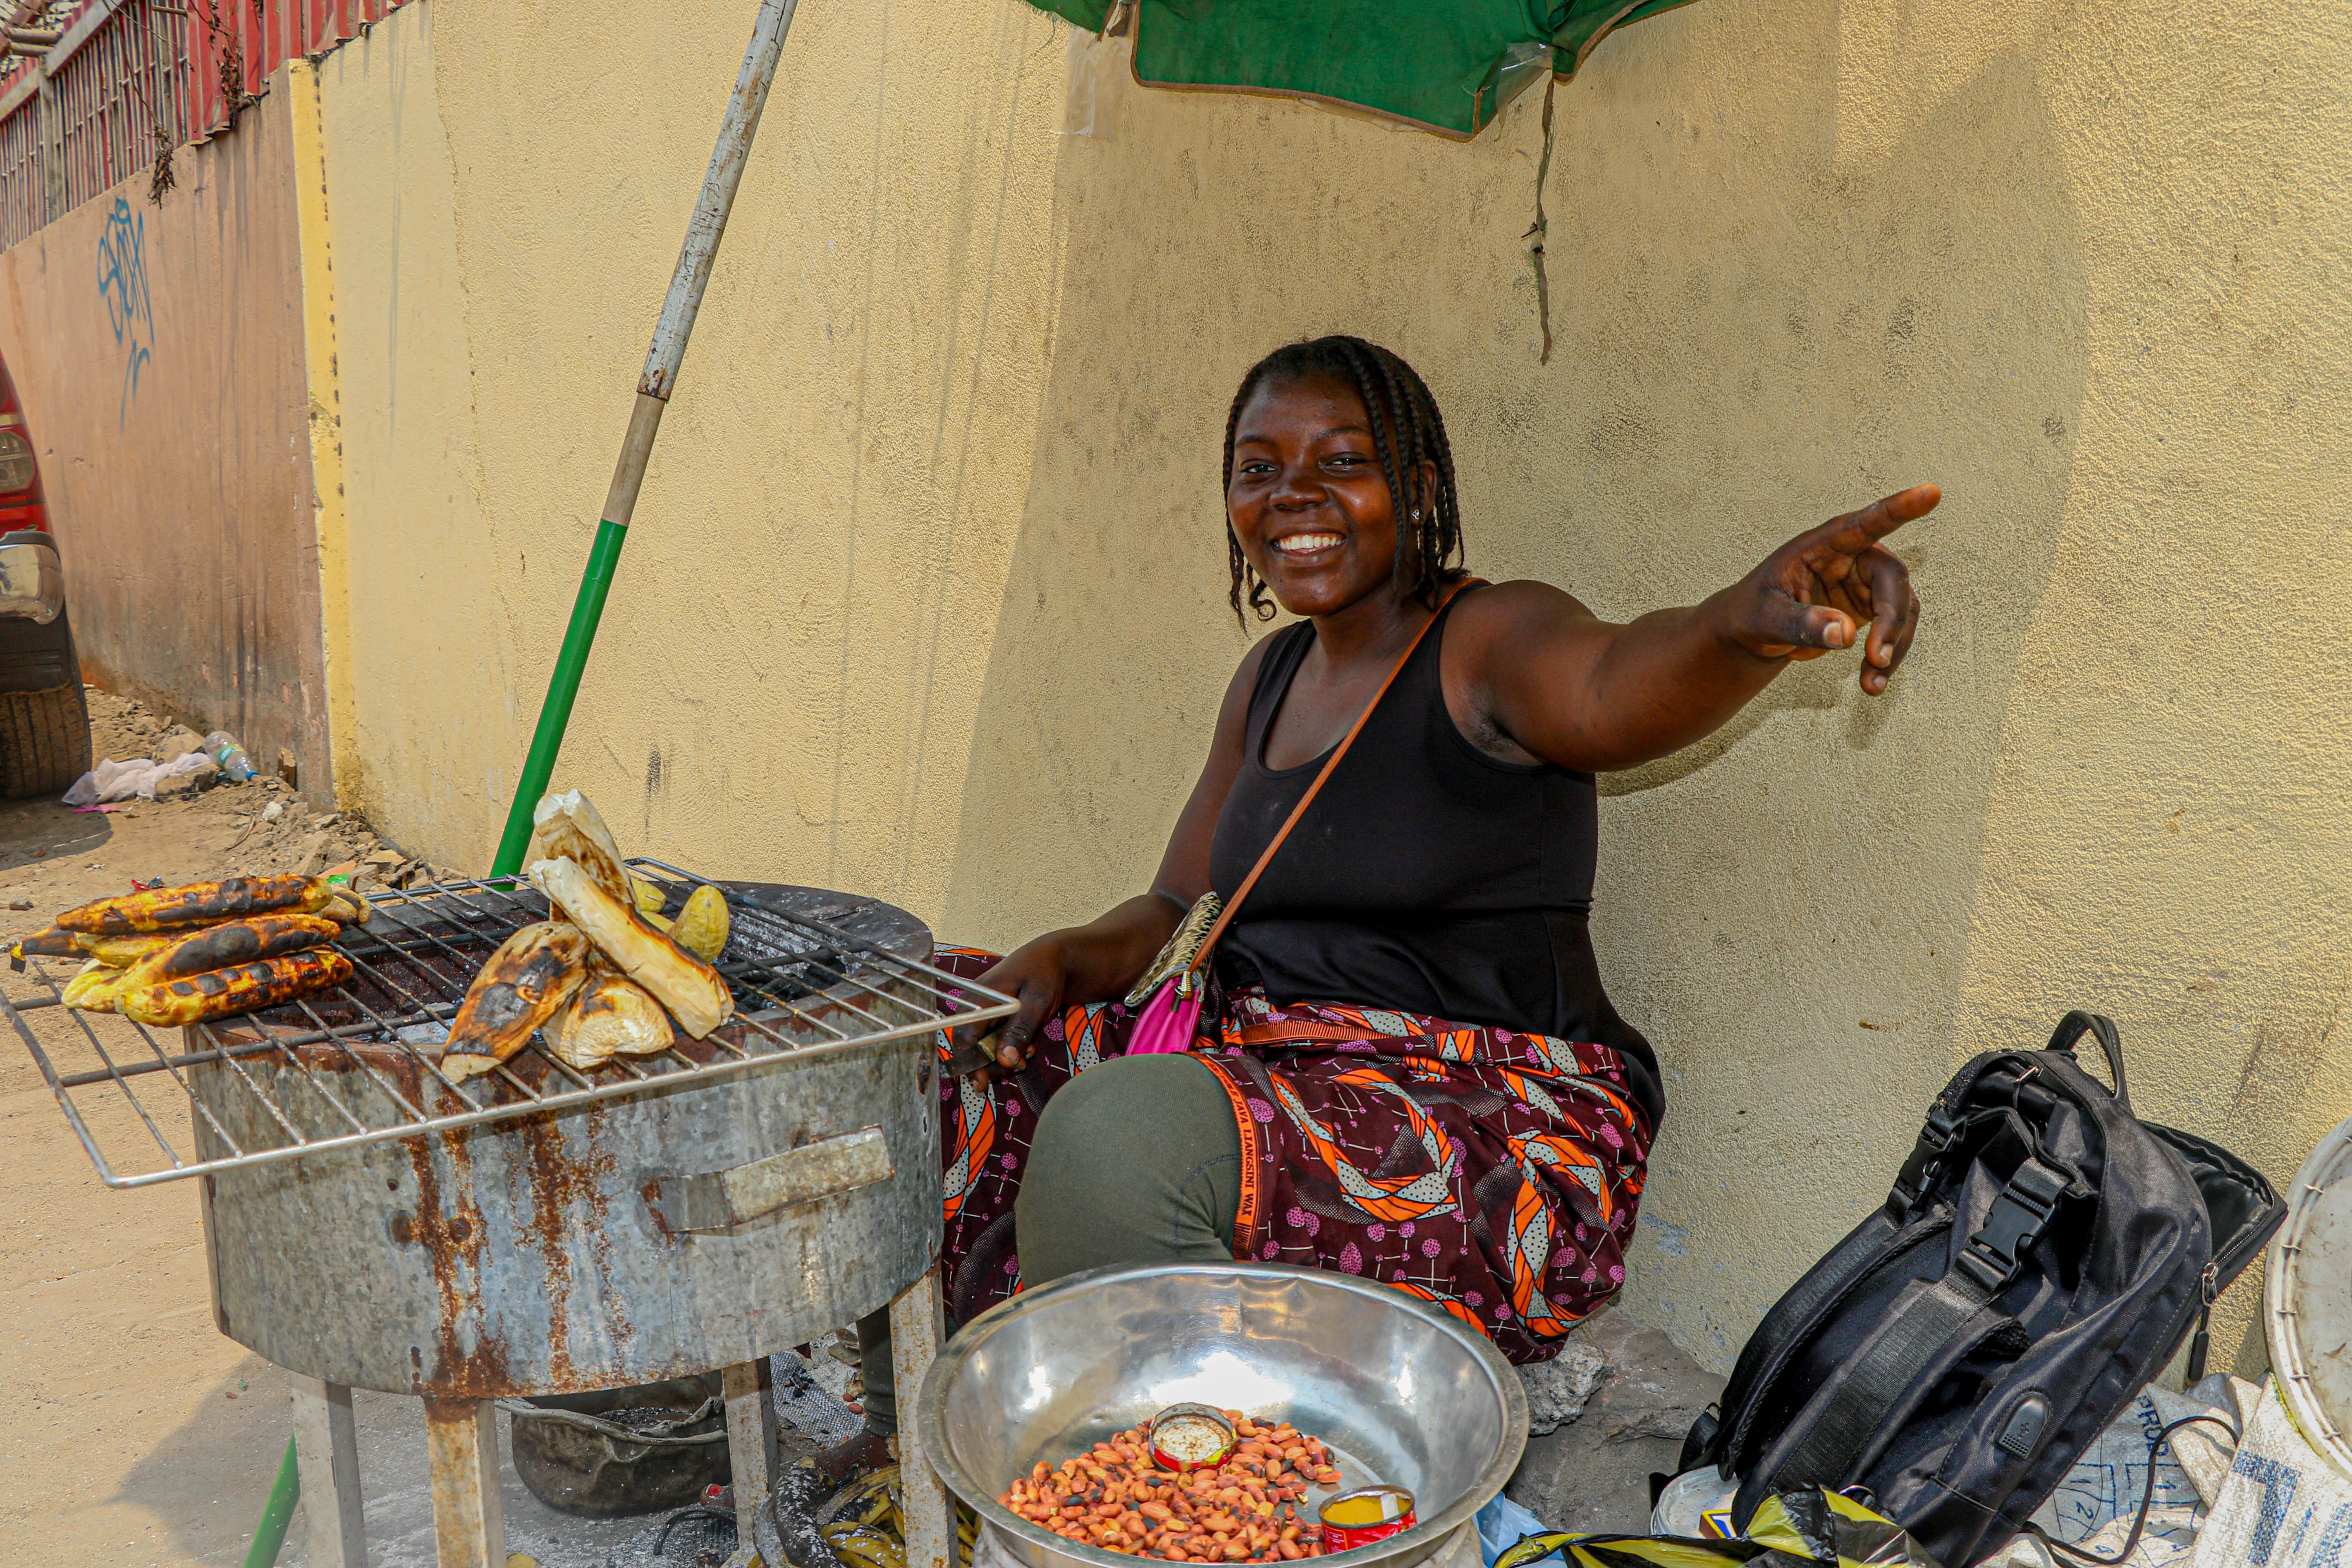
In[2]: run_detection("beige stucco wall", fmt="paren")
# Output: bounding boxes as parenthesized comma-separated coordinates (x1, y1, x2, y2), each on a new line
(0, 85, 334, 798)
(317, 0, 2349, 1373)
(315, 0, 1068, 898)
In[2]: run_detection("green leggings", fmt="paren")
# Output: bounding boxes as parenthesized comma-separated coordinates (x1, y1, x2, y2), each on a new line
(854, 1053, 1241, 1436)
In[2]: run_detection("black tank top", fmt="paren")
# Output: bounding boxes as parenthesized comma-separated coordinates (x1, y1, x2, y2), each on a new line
(1208, 591, 1663, 1130)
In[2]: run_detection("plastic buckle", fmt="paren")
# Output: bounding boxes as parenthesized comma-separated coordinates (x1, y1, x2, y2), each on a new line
(1892, 1105, 1966, 1217)
(1954, 1161, 2065, 1294)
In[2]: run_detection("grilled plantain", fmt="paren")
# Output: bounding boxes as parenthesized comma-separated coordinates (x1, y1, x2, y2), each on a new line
(117, 949, 356, 1027)
(119, 913, 341, 990)
(13, 925, 85, 969)
(545, 967, 676, 1071)
(527, 856, 732, 1039)
(527, 790, 633, 905)
(665, 884, 729, 962)
(439, 921, 592, 1083)
(61, 958, 134, 1012)
(58, 875, 331, 936)
(630, 876, 667, 917)
(73, 932, 177, 967)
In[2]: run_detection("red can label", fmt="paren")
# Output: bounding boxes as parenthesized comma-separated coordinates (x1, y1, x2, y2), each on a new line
(1147, 1403, 1237, 1472)
(1320, 1486, 1416, 1553)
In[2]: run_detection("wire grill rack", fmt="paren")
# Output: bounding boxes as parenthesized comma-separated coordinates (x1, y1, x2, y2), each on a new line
(3, 861, 1015, 1189)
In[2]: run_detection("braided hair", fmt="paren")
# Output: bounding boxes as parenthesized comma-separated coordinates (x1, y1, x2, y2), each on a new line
(1220, 336, 1465, 626)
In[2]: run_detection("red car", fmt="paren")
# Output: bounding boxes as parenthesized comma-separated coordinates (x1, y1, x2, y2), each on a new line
(0, 353, 91, 797)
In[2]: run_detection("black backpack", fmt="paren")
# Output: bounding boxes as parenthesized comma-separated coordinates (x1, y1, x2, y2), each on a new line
(1675, 1013, 2284, 1568)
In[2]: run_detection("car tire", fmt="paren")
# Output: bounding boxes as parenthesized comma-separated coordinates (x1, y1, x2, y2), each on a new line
(0, 679, 90, 799)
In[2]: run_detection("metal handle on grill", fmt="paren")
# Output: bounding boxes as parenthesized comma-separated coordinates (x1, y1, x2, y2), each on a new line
(655, 1126, 894, 1234)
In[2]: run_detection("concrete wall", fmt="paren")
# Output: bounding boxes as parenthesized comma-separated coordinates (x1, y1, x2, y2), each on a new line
(314, 0, 2352, 1373)
(0, 84, 332, 798)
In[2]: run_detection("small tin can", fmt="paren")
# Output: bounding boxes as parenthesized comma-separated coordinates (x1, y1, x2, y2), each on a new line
(1146, 1403, 1237, 1472)
(1319, 1485, 1417, 1553)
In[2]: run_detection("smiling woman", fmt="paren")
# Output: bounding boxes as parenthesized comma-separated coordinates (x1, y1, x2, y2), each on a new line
(813, 337, 1935, 1486)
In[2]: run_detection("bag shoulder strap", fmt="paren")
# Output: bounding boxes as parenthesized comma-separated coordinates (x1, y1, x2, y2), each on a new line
(1755, 1156, 2070, 1500)
(1187, 578, 1478, 975)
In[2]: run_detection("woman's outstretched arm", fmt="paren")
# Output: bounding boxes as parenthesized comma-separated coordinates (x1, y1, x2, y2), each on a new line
(1461, 484, 1936, 772)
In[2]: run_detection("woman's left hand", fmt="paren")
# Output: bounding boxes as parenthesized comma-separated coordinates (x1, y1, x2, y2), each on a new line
(1724, 483, 1937, 695)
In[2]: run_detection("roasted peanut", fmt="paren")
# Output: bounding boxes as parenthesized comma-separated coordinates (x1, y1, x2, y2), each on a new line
(999, 1418, 1346, 1562)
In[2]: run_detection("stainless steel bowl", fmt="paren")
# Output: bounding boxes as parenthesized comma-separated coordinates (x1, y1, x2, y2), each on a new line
(914, 1263, 1528, 1568)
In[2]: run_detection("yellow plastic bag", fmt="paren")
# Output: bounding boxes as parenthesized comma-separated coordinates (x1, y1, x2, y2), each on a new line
(1495, 1489, 1943, 1568)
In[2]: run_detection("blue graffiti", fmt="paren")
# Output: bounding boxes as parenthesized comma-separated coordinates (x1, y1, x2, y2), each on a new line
(95, 197, 153, 428)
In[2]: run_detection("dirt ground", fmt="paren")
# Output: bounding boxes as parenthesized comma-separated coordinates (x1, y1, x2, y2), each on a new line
(0, 689, 857, 1566)
(0, 689, 409, 1565)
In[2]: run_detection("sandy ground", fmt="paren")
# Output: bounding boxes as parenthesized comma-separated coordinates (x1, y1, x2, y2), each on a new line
(0, 689, 861, 1567)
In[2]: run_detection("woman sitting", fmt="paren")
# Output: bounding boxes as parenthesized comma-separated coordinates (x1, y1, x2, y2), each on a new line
(830, 334, 1930, 1470)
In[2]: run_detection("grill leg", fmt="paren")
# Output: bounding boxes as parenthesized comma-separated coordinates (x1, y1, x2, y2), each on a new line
(722, 1357, 780, 1543)
(890, 1266, 953, 1568)
(423, 1396, 505, 1568)
(290, 1375, 366, 1567)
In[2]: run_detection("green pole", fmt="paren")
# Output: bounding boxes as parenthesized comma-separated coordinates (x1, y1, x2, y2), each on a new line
(244, 7, 809, 1564)
(485, 0, 802, 878)
(244, 1436, 301, 1568)
(490, 517, 630, 875)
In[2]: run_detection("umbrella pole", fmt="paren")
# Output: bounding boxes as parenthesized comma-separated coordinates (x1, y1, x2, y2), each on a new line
(488, 0, 804, 877)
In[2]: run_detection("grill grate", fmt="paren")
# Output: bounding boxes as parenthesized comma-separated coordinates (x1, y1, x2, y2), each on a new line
(3, 861, 1014, 1188)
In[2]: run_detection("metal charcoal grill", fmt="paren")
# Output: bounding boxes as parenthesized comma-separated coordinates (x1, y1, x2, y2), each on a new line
(2, 864, 1012, 1567)
(2, 860, 1011, 1187)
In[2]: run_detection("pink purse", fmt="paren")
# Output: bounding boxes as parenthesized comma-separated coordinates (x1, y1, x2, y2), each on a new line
(1121, 582, 1472, 1054)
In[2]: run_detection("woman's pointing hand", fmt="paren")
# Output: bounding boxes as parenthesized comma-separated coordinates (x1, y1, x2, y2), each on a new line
(1730, 483, 1938, 695)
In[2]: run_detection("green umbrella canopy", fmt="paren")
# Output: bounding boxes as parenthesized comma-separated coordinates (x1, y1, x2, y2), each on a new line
(1032, 0, 1697, 140)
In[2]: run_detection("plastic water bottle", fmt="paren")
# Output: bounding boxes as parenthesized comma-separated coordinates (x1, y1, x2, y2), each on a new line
(203, 730, 255, 784)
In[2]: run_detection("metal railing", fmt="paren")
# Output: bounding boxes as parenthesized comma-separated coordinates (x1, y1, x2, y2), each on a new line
(0, 87, 37, 245)
(0, 0, 408, 251)
(49, 0, 183, 218)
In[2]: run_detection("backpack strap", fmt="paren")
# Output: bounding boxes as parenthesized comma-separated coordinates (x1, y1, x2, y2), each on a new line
(1714, 1060, 2013, 1476)
(1758, 1157, 2070, 1497)
(1713, 1209, 1914, 1476)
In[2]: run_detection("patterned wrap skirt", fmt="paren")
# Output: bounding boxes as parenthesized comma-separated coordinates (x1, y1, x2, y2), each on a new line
(931, 949, 1652, 1365)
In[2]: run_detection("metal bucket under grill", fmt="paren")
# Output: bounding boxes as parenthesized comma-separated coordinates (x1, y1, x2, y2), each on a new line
(191, 882, 950, 1397)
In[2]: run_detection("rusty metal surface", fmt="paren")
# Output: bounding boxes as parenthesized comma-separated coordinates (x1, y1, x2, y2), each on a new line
(196, 999, 944, 1396)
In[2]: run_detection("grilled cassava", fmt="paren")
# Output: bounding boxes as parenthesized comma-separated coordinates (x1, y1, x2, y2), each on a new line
(118, 949, 356, 1027)
(440, 921, 592, 1083)
(527, 790, 633, 905)
(527, 856, 732, 1039)
(119, 913, 340, 990)
(545, 967, 675, 1071)
(58, 875, 331, 936)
